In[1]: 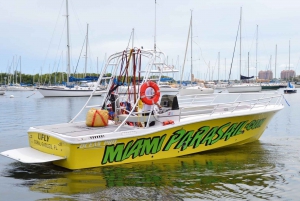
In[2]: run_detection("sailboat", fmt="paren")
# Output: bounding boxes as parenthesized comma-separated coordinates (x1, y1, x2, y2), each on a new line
(227, 8, 261, 93)
(179, 11, 214, 96)
(37, 0, 106, 97)
(284, 41, 297, 94)
(0, 86, 5, 95)
(5, 56, 35, 91)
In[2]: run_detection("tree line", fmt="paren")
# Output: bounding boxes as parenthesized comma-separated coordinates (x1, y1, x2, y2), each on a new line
(0, 72, 176, 86)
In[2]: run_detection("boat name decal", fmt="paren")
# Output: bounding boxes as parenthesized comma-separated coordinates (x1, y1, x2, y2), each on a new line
(33, 134, 56, 150)
(101, 118, 266, 165)
(79, 140, 117, 149)
(38, 133, 50, 142)
(34, 140, 53, 149)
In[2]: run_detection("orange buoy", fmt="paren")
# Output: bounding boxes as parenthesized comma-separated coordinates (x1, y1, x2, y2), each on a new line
(140, 81, 160, 105)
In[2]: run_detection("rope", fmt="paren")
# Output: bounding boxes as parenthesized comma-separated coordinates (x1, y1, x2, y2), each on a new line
(26, 92, 36, 98)
(91, 110, 108, 126)
(283, 95, 290, 106)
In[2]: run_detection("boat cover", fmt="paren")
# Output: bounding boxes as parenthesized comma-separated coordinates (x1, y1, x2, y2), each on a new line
(0, 147, 64, 163)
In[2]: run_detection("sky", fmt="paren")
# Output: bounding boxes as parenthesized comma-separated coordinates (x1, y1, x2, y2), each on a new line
(1, 0, 300, 81)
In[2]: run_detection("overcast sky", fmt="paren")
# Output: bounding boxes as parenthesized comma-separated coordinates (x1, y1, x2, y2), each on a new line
(1, 0, 300, 81)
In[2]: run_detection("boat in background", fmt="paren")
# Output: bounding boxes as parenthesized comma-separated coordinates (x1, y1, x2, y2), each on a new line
(1, 48, 284, 170)
(5, 84, 35, 91)
(284, 82, 297, 94)
(37, 80, 107, 97)
(0, 87, 5, 95)
(179, 11, 214, 96)
(36, 0, 106, 97)
(179, 85, 214, 95)
(261, 83, 281, 90)
(227, 84, 262, 93)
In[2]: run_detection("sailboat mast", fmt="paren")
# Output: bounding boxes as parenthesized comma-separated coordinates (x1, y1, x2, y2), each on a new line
(20, 56, 21, 84)
(132, 28, 134, 48)
(218, 52, 220, 82)
(289, 40, 290, 71)
(190, 10, 193, 84)
(66, 0, 71, 84)
(289, 40, 290, 79)
(256, 25, 258, 80)
(248, 52, 249, 77)
(154, 0, 156, 53)
(239, 7, 242, 81)
(180, 13, 192, 87)
(85, 23, 89, 77)
(225, 58, 226, 80)
(275, 44, 277, 79)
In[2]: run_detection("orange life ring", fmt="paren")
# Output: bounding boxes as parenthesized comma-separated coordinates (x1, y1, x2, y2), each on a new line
(140, 81, 160, 105)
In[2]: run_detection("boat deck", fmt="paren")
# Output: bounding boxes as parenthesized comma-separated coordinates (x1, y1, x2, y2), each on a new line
(31, 104, 252, 138)
(32, 121, 135, 137)
(30, 93, 284, 140)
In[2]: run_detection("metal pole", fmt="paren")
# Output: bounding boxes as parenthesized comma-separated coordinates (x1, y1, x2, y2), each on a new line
(191, 10, 193, 84)
(240, 7, 242, 81)
(275, 44, 277, 79)
(20, 56, 21, 84)
(154, 0, 156, 53)
(85, 23, 89, 77)
(256, 25, 258, 80)
(248, 52, 249, 77)
(218, 52, 220, 82)
(66, 0, 71, 84)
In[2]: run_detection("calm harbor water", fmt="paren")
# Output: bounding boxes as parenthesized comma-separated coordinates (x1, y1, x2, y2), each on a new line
(0, 89, 299, 201)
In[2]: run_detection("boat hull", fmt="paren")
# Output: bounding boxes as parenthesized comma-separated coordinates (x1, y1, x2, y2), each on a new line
(37, 88, 105, 97)
(284, 89, 297, 94)
(179, 87, 214, 95)
(261, 85, 281, 90)
(27, 110, 278, 169)
(227, 85, 262, 93)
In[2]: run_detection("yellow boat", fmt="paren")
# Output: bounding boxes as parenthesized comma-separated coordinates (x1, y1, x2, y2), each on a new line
(1, 49, 284, 170)
(5, 141, 271, 195)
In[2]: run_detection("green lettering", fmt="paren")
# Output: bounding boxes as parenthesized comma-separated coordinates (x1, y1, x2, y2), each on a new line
(211, 122, 231, 145)
(232, 121, 248, 136)
(201, 127, 219, 146)
(222, 123, 238, 141)
(189, 126, 210, 148)
(101, 143, 125, 165)
(256, 118, 266, 128)
(121, 140, 134, 161)
(175, 130, 194, 151)
(126, 139, 144, 159)
(163, 129, 186, 151)
(140, 135, 166, 156)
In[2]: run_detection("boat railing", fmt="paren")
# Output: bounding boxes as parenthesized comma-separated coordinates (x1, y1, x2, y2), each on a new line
(179, 93, 283, 117)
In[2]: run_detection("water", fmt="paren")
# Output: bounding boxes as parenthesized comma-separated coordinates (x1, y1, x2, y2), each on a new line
(0, 89, 299, 201)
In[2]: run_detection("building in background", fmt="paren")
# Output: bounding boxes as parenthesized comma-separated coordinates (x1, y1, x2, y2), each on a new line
(258, 70, 273, 80)
(281, 70, 296, 79)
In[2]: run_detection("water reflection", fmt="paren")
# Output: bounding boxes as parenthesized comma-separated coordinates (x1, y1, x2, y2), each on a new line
(3, 141, 284, 200)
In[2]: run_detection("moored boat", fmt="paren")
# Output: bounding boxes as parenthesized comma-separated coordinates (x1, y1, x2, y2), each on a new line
(284, 82, 297, 94)
(0, 87, 5, 95)
(1, 48, 284, 170)
(227, 84, 262, 93)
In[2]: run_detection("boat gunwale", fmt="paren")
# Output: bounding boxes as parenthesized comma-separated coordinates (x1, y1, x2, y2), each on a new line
(28, 104, 283, 145)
